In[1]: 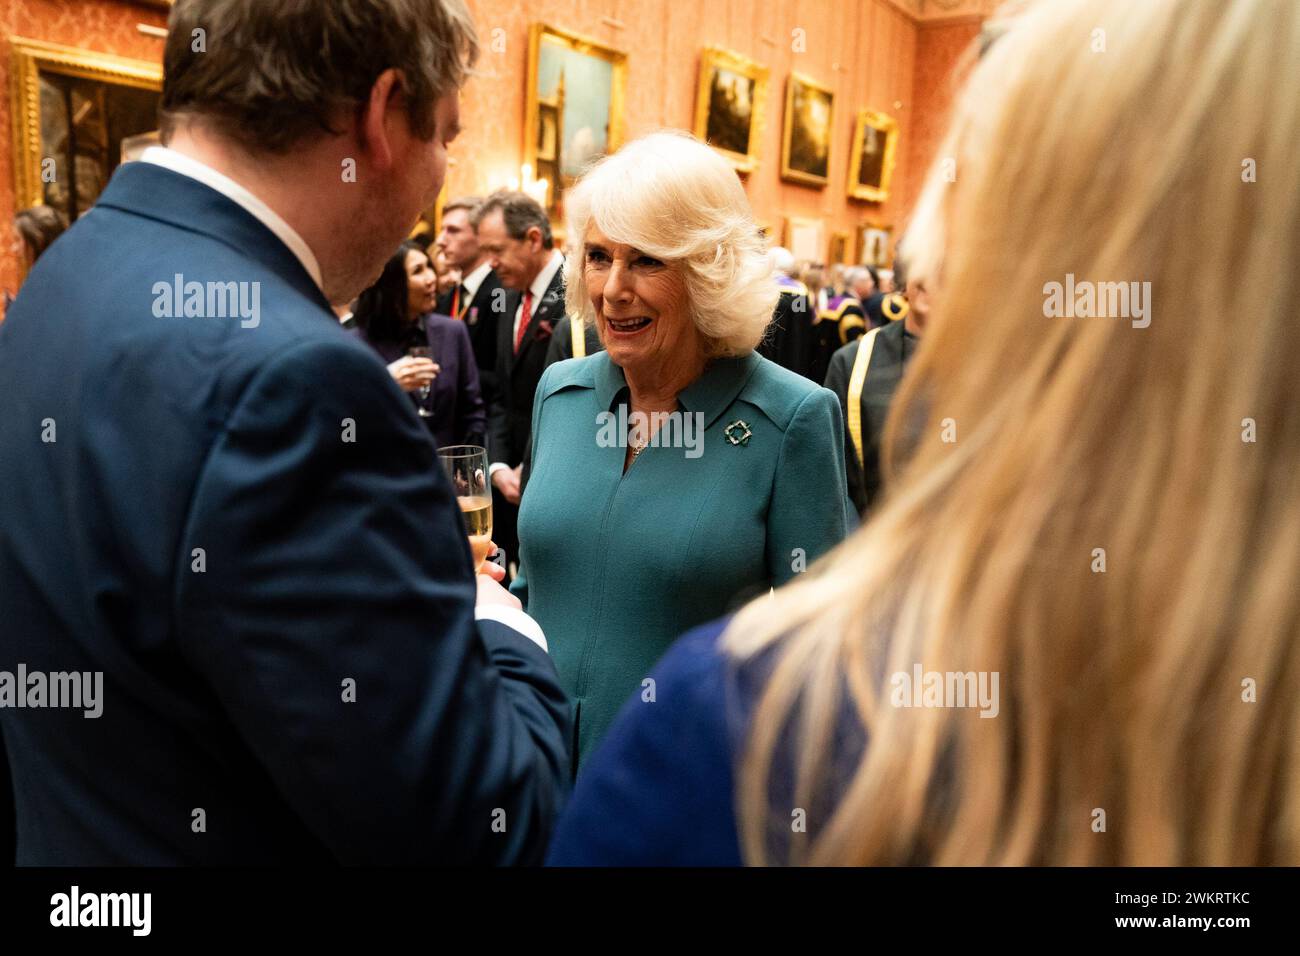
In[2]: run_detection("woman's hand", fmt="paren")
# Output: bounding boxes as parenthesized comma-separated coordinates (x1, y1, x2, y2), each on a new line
(386, 356, 439, 392)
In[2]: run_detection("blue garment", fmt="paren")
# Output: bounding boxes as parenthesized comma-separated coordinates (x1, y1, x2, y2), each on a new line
(0, 161, 570, 864)
(546, 618, 743, 865)
(512, 351, 853, 769)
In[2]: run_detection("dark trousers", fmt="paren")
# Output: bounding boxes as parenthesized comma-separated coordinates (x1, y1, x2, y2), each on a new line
(492, 486, 520, 581)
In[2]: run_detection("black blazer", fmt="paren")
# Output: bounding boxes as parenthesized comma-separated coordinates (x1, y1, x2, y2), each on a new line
(0, 161, 570, 864)
(488, 266, 565, 468)
(437, 267, 506, 404)
(542, 314, 604, 367)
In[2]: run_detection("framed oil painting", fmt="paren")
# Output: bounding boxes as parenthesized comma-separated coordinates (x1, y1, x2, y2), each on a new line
(694, 46, 769, 175)
(524, 24, 627, 220)
(784, 216, 824, 265)
(828, 231, 851, 266)
(848, 109, 899, 203)
(858, 223, 893, 268)
(781, 72, 834, 188)
(9, 37, 162, 224)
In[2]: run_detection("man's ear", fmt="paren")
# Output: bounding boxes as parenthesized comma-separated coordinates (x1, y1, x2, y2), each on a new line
(527, 226, 543, 252)
(359, 67, 406, 172)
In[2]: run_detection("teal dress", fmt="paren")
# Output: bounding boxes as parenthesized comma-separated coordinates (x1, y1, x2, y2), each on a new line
(511, 350, 853, 770)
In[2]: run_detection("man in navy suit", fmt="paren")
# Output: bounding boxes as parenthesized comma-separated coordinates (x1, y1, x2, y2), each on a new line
(474, 191, 567, 568)
(0, 0, 569, 865)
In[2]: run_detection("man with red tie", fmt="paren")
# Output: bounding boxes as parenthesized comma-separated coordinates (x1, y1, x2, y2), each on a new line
(474, 191, 565, 572)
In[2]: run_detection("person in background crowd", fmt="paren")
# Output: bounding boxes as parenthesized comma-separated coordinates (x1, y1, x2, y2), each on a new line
(853, 265, 878, 300)
(512, 131, 852, 771)
(4, 205, 68, 316)
(826, 263, 846, 299)
(353, 240, 485, 450)
(0, 0, 569, 866)
(863, 258, 911, 330)
(435, 195, 505, 405)
(825, 254, 926, 516)
(474, 190, 565, 573)
(757, 246, 813, 381)
(801, 263, 828, 314)
(548, 0, 1299, 866)
(876, 267, 896, 293)
(817, 266, 869, 345)
(432, 246, 461, 298)
(802, 261, 842, 387)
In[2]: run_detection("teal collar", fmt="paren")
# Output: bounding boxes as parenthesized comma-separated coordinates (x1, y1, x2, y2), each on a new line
(593, 351, 761, 430)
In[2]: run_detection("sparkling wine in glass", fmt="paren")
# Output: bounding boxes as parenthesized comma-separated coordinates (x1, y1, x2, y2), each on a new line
(407, 345, 434, 418)
(438, 445, 492, 571)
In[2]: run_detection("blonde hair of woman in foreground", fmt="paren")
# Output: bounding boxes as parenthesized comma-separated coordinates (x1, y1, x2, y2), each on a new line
(725, 0, 1300, 866)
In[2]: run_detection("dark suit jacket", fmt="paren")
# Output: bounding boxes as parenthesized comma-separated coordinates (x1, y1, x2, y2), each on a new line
(542, 315, 603, 367)
(0, 161, 570, 865)
(352, 312, 486, 451)
(758, 289, 814, 383)
(437, 268, 506, 404)
(823, 319, 918, 516)
(487, 266, 565, 468)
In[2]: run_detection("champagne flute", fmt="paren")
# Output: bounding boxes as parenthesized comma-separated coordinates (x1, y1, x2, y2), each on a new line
(407, 345, 434, 418)
(438, 445, 493, 571)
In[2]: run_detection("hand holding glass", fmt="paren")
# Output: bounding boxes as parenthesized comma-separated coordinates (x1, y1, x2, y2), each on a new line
(438, 445, 493, 571)
(407, 345, 434, 417)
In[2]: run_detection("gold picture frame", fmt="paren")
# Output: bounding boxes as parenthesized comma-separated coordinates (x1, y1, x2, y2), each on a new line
(780, 72, 834, 188)
(857, 222, 893, 268)
(693, 46, 769, 175)
(9, 36, 162, 217)
(828, 231, 851, 266)
(783, 215, 824, 265)
(524, 24, 627, 222)
(847, 109, 899, 203)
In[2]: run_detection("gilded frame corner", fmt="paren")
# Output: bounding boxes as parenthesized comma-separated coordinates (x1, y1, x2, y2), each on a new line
(693, 46, 769, 176)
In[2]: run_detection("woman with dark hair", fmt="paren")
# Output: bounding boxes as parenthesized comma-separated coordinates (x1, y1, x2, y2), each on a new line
(352, 241, 485, 450)
(5, 205, 68, 316)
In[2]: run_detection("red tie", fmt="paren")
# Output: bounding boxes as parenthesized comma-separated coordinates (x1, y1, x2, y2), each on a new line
(514, 291, 533, 354)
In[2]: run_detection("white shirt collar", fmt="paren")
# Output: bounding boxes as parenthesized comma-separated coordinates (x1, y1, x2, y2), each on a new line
(140, 145, 324, 293)
(461, 260, 493, 299)
(528, 250, 565, 307)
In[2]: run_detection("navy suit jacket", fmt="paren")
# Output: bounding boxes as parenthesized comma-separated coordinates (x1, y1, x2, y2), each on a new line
(487, 270, 565, 469)
(546, 619, 744, 866)
(0, 161, 570, 865)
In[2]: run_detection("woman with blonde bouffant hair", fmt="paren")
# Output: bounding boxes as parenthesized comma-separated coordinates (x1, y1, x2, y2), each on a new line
(511, 130, 852, 773)
(548, 0, 1300, 866)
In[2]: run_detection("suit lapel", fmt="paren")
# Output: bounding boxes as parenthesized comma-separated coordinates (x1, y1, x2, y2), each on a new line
(514, 270, 565, 363)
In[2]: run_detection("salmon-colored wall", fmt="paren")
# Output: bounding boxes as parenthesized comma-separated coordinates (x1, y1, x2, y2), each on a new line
(1, 0, 981, 304)
(456, 0, 919, 258)
(0, 0, 168, 300)
(903, 17, 981, 221)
